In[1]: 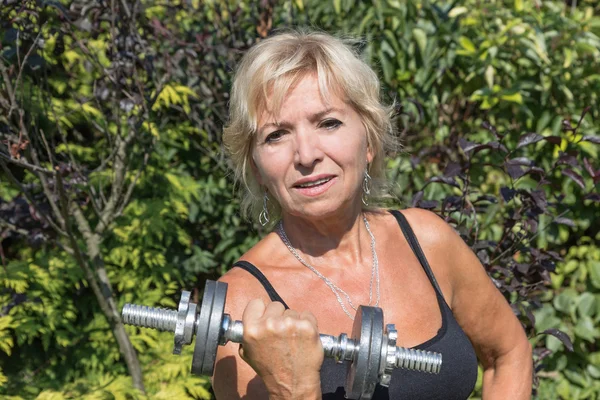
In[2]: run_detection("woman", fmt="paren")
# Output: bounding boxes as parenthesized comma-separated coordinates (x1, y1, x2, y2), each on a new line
(213, 30, 532, 399)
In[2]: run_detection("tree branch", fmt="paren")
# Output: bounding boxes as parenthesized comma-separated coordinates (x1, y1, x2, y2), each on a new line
(0, 149, 54, 175)
(94, 133, 129, 236)
(114, 149, 150, 219)
(0, 158, 67, 236)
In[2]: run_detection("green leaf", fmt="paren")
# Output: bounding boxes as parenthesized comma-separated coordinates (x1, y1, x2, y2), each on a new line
(574, 317, 600, 342)
(514, 0, 523, 11)
(554, 289, 577, 314)
(577, 292, 596, 318)
(413, 28, 427, 55)
(500, 91, 523, 104)
(333, 0, 341, 14)
(556, 378, 571, 399)
(563, 369, 589, 388)
(448, 6, 468, 18)
(458, 36, 476, 55)
(484, 65, 495, 88)
(589, 261, 600, 289)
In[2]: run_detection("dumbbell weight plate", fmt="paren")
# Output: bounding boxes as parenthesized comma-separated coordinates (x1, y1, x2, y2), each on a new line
(191, 280, 228, 375)
(345, 306, 384, 399)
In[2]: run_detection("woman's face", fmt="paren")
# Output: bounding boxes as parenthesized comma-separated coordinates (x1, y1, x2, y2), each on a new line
(252, 74, 373, 220)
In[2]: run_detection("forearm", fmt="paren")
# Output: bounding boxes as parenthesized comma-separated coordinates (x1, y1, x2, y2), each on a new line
(268, 387, 321, 400)
(264, 372, 322, 400)
(482, 341, 533, 400)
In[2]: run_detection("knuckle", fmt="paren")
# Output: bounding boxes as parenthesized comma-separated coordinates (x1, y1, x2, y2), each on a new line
(243, 324, 262, 341)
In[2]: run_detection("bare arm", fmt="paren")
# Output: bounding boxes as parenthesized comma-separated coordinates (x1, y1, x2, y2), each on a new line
(212, 270, 323, 400)
(403, 209, 533, 399)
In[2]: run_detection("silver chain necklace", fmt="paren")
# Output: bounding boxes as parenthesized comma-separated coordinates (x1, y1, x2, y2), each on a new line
(276, 214, 380, 321)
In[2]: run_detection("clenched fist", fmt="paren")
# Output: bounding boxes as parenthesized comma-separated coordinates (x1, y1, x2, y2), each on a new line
(239, 299, 324, 400)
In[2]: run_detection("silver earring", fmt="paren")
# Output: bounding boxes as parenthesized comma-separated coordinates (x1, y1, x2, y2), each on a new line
(362, 167, 372, 206)
(259, 191, 270, 226)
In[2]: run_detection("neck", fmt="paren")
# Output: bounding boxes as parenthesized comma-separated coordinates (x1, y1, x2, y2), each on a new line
(278, 204, 372, 270)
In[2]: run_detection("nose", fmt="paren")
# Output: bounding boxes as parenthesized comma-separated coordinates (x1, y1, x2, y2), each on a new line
(294, 127, 324, 168)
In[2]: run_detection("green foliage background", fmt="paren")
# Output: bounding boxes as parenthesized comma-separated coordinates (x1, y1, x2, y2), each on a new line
(1, 0, 599, 399)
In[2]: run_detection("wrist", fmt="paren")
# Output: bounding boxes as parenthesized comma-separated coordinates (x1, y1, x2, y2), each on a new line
(265, 372, 321, 400)
(268, 387, 321, 400)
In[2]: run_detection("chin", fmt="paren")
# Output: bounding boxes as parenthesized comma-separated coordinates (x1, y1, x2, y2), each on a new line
(286, 199, 357, 221)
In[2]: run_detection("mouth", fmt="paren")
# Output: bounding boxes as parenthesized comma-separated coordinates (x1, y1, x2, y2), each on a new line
(293, 176, 334, 189)
(292, 175, 337, 197)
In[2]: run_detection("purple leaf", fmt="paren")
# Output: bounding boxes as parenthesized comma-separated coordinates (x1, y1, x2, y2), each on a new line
(411, 191, 424, 207)
(547, 250, 564, 261)
(540, 329, 573, 352)
(506, 163, 525, 179)
(418, 200, 439, 209)
(459, 138, 479, 153)
(488, 141, 508, 153)
(410, 155, 421, 169)
(562, 119, 574, 131)
(500, 187, 516, 201)
(477, 250, 490, 265)
(531, 190, 547, 210)
(585, 193, 600, 202)
(525, 308, 536, 327)
(555, 217, 576, 227)
(523, 167, 545, 177)
(582, 135, 600, 144)
(524, 218, 538, 233)
(516, 263, 530, 274)
(541, 259, 556, 272)
(506, 157, 534, 166)
(556, 153, 579, 167)
(429, 176, 460, 188)
(459, 139, 507, 155)
(544, 136, 562, 145)
(563, 169, 586, 189)
(481, 121, 500, 138)
(517, 132, 544, 149)
(583, 158, 596, 178)
(444, 162, 462, 178)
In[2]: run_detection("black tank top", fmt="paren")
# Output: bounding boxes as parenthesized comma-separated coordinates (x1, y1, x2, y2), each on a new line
(232, 210, 478, 399)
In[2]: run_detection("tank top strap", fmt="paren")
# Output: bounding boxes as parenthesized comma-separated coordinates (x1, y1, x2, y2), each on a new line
(388, 210, 445, 299)
(232, 260, 290, 309)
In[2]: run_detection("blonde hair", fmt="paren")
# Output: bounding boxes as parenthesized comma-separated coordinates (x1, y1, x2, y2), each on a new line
(222, 30, 398, 223)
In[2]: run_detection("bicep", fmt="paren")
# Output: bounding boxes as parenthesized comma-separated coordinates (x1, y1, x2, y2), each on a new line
(403, 208, 528, 368)
(212, 271, 270, 399)
(444, 227, 528, 368)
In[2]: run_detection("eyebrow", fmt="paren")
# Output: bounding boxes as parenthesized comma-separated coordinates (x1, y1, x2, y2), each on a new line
(258, 107, 342, 135)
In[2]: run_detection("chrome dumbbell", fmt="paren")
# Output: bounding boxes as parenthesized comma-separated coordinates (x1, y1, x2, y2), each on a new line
(122, 280, 442, 399)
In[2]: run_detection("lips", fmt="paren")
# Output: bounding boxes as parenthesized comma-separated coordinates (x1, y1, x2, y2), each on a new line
(292, 175, 337, 197)
(292, 175, 335, 188)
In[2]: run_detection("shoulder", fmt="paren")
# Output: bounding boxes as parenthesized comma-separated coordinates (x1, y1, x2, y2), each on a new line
(396, 208, 458, 242)
(389, 208, 477, 303)
(384, 208, 462, 257)
(218, 232, 288, 319)
(218, 266, 272, 320)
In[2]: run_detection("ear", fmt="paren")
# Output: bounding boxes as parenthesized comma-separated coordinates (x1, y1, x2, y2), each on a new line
(366, 145, 375, 165)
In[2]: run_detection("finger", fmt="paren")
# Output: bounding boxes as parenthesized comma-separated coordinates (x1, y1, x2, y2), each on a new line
(242, 298, 266, 323)
(238, 343, 246, 362)
(262, 301, 286, 318)
(283, 309, 300, 319)
(299, 310, 319, 329)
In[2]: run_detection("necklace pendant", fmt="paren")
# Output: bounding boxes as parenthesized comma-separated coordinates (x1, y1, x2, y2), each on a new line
(277, 214, 381, 320)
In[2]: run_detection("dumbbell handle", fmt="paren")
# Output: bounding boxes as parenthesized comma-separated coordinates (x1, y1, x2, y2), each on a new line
(122, 303, 442, 374)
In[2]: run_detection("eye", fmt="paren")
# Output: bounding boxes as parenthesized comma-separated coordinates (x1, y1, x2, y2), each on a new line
(265, 130, 286, 143)
(319, 118, 342, 130)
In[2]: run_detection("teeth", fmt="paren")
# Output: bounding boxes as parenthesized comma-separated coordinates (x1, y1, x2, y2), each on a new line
(297, 178, 331, 188)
